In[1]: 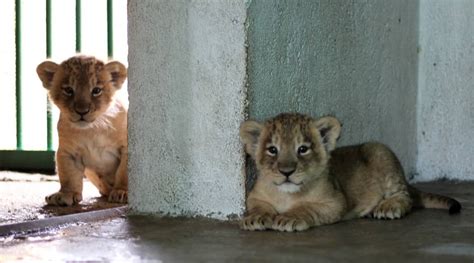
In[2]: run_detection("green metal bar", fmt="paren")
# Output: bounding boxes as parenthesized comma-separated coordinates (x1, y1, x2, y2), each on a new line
(15, 0, 22, 150)
(107, 0, 113, 58)
(46, 0, 53, 151)
(76, 0, 81, 52)
(46, 100, 53, 151)
(46, 0, 52, 57)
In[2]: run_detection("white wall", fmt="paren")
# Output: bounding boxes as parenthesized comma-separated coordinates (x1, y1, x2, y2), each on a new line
(417, 0, 474, 181)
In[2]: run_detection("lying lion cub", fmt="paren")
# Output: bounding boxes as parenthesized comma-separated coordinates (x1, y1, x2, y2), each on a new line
(240, 113, 461, 232)
(37, 55, 128, 206)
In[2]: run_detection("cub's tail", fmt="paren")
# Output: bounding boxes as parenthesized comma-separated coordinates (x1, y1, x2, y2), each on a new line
(409, 186, 462, 214)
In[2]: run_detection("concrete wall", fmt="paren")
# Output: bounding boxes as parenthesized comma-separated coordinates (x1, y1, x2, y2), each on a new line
(127, 0, 247, 219)
(247, 0, 419, 177)
(127, 0, 472, 218)
(417, 0, 474, 181)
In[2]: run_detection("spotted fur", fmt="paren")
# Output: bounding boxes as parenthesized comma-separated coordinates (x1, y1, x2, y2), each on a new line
(37, 55, 128, 206)
(240, 113, 461, 232)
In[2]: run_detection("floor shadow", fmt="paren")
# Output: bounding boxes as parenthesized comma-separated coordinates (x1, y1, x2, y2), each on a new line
(40, 197, 124, 217)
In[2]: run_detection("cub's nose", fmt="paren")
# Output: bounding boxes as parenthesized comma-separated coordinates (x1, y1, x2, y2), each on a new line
(279, 168, 296, 177)
(74, 105, 90, 116)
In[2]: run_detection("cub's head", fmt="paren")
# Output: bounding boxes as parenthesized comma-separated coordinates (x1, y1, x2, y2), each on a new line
(240, 113, 341, 193)
(36, 55, 127, 128)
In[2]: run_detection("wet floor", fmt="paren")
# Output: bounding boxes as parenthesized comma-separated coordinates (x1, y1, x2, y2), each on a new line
(0, 171, 122, 225)
(1, 181, 473, 262)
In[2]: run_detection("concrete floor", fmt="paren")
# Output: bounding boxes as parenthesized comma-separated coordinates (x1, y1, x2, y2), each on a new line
(0, 171, 122, 225)
(1, 181, 473, 262)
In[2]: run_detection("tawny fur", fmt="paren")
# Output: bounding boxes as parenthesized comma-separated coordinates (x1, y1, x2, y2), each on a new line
(37, 55, 128, 206)
(240, 113, 461, 232)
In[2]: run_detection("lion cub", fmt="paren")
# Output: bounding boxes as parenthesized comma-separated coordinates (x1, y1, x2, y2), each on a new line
(37, 55, 128, 206)
(240, 113, 461, 232)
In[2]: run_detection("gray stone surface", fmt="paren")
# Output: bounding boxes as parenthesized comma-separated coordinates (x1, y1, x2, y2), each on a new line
(246, 0, 419, 177)
(416, 0, 474, 181)
(1, 182, 472, 262)
(127, 1, 248, 219)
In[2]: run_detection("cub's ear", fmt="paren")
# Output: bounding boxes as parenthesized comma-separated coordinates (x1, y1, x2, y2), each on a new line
(239, 120, 263, 159)
(36, 61, 59, 90)
(104, 61, 127, 89)
(312, 116, 341, 152)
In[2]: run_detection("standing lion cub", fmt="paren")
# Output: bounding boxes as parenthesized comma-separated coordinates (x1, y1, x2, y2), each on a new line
(240, 113, 461, 232)
(37, 55, 128, 206)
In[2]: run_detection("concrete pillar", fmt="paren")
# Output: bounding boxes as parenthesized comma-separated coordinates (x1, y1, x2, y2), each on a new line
(417, 0, 474, 181)
(128, 1, 248, 219)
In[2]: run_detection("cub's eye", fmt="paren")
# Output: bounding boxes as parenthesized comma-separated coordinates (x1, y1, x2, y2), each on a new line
(62, 87, 74, 97)
(266, 146, 278, 156)
(298, 145, 311, 155)
(92, 87, 102, 97)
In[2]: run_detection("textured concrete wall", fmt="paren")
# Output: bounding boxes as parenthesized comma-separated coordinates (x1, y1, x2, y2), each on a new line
(417, 0, 474, 181)
(127, 1, 247, 219)
(247, 0, 419, 177)
(127, 0, 471, 218)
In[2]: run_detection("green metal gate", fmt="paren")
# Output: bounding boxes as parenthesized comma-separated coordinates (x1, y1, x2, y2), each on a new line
(0, 0, 127, 173)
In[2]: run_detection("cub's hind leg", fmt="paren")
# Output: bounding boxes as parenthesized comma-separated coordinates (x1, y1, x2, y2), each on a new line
(371, 167, 413, 219)
(372, 190, 412, 219)
(363, 143, 413, 219)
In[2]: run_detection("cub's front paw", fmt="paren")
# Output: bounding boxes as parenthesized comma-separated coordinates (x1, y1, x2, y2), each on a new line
(108, 189, 128, 203)
(45, 192, 82, 206)
(272, 214, 310, 232)
(241, 213, 274, 231)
